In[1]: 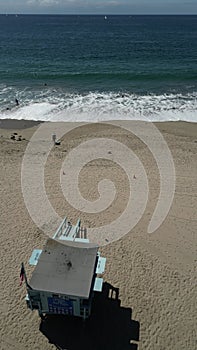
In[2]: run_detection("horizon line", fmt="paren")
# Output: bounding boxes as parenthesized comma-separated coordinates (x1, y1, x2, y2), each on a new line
(0, 13, 196, 16)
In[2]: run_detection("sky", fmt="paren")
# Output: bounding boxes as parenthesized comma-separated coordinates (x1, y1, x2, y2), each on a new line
(1, 0, 197, 15)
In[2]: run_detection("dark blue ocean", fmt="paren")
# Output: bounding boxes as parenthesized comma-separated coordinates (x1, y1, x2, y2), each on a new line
(0, 14, 197, 122)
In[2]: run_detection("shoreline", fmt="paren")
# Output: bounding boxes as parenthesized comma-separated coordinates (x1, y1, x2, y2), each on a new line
(0, 118, 43, 129)
(0, 118, 197, 140)
(0, 116, 196, 127)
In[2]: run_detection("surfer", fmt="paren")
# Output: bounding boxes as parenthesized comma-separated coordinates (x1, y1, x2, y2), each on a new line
(15, 98, 19, 106)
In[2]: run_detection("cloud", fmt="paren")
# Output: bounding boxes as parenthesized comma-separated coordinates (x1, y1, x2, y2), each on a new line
(27, 0, 59, 6)
(27, 0, 123, 7)
(22, 0, 197, 13)
(42, 0, 59, 4)
(94, 1, 120, 8)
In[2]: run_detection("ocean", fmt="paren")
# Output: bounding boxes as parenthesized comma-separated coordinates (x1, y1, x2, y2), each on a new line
(0, 14, 197, 122)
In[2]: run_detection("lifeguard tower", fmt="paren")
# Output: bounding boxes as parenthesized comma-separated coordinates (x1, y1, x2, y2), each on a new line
(24, 218, 106, 320)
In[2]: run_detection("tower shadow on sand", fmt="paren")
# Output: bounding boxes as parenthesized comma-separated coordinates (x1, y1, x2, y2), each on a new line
(39, 282, 140, 350)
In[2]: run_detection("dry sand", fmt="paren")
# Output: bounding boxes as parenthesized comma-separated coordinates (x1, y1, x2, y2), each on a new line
(0, 119, 196, 350)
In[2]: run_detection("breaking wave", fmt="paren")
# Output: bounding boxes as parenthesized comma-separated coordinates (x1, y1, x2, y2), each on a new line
(0, 85, 197, 123)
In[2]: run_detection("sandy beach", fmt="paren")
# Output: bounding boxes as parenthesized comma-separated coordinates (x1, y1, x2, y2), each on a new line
(0, 119, 196, 350)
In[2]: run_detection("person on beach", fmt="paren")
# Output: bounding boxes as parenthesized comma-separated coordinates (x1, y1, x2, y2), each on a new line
(52, 133, 56, 145)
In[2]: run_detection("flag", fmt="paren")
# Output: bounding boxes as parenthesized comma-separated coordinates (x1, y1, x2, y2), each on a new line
(20, 263, 25, 286)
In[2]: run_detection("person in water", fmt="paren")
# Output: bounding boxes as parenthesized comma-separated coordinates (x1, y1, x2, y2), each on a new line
(15, 98, 19, 106)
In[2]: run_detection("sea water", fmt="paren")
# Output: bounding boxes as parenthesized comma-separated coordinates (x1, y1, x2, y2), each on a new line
(0, 14, 196, 122)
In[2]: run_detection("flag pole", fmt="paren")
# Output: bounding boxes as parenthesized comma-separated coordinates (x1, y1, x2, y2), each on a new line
(20, 262, 28, 287)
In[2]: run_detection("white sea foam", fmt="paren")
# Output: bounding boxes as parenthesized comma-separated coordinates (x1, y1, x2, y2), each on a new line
(0, 90, 197, 123)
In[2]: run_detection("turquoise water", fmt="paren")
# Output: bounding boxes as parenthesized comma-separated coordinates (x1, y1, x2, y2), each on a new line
(0, 15, 197, 122)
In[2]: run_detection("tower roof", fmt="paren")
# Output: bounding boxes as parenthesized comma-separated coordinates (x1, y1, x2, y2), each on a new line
(29, 238, 98, 298)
